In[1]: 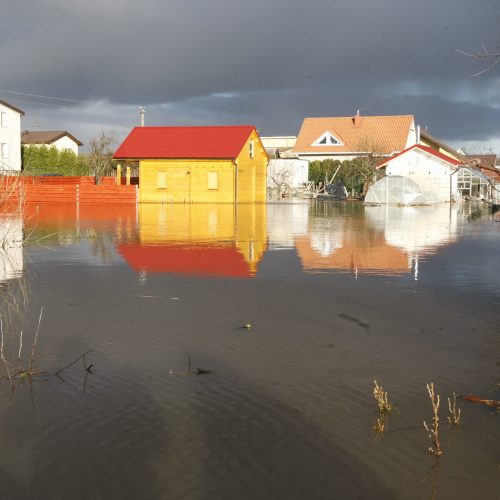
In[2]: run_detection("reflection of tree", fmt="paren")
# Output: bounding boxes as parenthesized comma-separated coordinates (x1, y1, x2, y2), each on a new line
(88, 228, 115, 262)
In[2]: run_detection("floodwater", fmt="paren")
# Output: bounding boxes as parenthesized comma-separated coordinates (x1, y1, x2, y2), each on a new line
(0, 201, 498, 500)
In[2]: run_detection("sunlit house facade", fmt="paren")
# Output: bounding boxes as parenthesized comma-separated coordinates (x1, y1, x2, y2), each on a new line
(113, 126, 268, 203)
(0, 100, 24, 172)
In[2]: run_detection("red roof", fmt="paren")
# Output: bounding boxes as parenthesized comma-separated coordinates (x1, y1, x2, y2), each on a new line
(377, 144, 464, 169)
(117, 243, 254, 278)
(113, 125, 256, 159)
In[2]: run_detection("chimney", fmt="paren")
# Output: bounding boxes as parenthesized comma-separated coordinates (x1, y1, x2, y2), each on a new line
(139, 106, 145, 126)
(353, 109, 361, 128)
(416, 125, 421, 144)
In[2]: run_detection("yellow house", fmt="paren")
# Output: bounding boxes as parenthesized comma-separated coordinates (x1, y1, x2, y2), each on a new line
(113, 125, 268, 203)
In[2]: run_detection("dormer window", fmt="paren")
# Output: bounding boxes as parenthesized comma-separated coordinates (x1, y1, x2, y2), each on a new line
(312, 132, 342, 146)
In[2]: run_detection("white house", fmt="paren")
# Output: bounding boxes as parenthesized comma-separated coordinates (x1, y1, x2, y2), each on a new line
(267, 158, 309, 196)
(0, 100, 24, 172)
(368, 144, 464, 204)
(21, 130, 83, 155)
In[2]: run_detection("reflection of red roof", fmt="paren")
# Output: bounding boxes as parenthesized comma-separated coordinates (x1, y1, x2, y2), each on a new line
(113, 126, 255, 159)
(377, 144, 463, 169)
(117, 243, 253, 278)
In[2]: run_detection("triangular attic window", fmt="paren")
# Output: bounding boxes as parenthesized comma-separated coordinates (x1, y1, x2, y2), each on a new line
(312, 132, 342, 146)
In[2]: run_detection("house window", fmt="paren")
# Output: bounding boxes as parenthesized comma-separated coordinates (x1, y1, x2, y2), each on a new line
(157, 171, 167, 189)
(312, 132, 342, 146)
(208, 172, 218, 190)
(1, 143, 8, 159)
(249, 141, 254, 159)
(0, 112, 7, 128)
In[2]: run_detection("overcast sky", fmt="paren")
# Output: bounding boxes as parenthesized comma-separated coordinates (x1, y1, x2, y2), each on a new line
(1, 0, 499, 152)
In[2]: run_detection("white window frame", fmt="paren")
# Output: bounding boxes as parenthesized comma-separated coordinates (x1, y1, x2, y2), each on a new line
(1, 143, 8, 159)
(0, 112, 7, 128)
(312, 131, 343, 147)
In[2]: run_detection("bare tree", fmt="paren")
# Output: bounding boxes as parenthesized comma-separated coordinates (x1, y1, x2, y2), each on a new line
(85, 132, 115, 183)
(349, 137, 386, 196)
(458, 44, 500, 77)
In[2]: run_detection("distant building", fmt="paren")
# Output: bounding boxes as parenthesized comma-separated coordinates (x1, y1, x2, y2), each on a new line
(114, 125, 268, 203)
(260, 136, 297, 158)
(0, 99, 25, 172)
(292, 113, 417, 162)
(21, 130, 83, 156)
(419, 129, 463, 162)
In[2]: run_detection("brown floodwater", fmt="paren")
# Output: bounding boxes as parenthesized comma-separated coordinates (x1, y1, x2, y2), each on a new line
(0, 201, 498, 500)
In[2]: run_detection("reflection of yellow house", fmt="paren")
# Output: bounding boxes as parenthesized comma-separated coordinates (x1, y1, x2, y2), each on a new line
(113, 126, 268, 203)
(117, 204, 267, 278)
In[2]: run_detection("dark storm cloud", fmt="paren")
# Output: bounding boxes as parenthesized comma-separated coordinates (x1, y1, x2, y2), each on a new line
(1, 0, 499, 147)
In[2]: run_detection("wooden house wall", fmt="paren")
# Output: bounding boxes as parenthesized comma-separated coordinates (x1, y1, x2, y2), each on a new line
(139, 159, 235, 203)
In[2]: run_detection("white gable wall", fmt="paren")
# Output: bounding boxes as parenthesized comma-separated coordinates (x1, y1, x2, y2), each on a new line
(404, 117, 418, 148)
(385, 149, 458, 202)
(52, 135, 80, 155)
(0, 103, 22, 171)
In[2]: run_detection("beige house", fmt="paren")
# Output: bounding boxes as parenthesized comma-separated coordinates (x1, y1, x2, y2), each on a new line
(292, 113, 417, 162)
(21, 130, 83, 155)
(260, 136, 297, 158)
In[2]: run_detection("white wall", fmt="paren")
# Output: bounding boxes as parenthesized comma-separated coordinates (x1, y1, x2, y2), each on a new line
(267, 159, 309, 189)
(52, 135, 80, 155)
(0, 103, 22, 172)
(386, 149, 458, 202)
(261, 136, 297, 149)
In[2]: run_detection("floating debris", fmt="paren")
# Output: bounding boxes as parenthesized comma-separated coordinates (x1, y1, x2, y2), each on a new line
(461, 394, 500, 408)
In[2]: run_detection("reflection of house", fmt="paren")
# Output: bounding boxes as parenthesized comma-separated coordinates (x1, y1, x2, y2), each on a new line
(0, 214, 23, 282)
(113, 126, 268, 203)
(21, 130, 83, 155)
(295, 218, 409, 275)
(292, 113, 417, 162)
(267, 203, 309, 249)
(365, 205, 457, 255)
(371, 144, 464, 204)
(117, 204, 267, 278)
(0, 100, 24, 171)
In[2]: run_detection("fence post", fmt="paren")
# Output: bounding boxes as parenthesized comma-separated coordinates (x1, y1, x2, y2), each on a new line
(117, 164, 122, 185)
(126, 166, 131, 186)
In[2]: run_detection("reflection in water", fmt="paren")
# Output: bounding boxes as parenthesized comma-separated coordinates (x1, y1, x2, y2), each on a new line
(117, 204, 267, 278)
(266, 202, 309, 249)
(291, 202, 459, 276)
(0, 212, 23, 284)
(365, 204, 457, 255)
